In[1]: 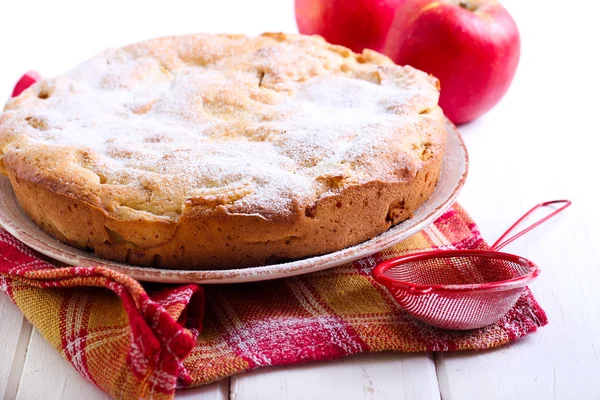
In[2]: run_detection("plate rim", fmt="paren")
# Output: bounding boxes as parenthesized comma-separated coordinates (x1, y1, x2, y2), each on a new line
(0, 122, 468, 284)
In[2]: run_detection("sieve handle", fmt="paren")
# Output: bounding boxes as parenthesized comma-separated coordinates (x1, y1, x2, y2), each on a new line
(491, 200, 571, 251)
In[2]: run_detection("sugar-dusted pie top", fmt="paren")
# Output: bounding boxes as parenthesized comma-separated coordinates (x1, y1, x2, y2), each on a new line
(0, 33, 444, 220)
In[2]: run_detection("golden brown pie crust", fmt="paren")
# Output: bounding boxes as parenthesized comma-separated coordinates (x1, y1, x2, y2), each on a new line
(0, 33, 446, 269)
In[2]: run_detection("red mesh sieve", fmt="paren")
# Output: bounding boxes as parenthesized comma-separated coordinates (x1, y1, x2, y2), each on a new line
(377, 252, 537, 330)
(373, 200, 571, 330)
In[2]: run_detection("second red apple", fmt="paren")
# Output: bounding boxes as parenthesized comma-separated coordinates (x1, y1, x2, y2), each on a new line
(384, 0, 520, 124)
(295, 0, 406, 53)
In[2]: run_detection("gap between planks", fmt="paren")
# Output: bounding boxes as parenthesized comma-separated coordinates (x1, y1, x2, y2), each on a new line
(3, 315, 33, 400)
(177, 379, 229, 399)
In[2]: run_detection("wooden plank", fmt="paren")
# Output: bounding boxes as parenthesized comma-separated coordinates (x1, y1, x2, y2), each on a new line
(438, 130, 600, 396)
(434, 1, 600, 396)
(13, 326, 229, 400)
(435, 206, 600, 399)
(231, 353, 440, 400)
(177, 380, 229, 399)
(0, 294, 32, 400)
(16, 328, 110, 400)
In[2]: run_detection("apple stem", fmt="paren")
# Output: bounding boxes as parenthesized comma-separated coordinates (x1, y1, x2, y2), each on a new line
(453, 0, 485, 11)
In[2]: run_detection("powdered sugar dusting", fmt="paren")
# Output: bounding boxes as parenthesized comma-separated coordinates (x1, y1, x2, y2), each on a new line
(1, 33, 441, 219)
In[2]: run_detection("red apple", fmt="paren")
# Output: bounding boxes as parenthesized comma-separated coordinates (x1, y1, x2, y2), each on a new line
(295, 0, 406, 53)
(12, 71, 41, 98)
(384, 0, 520, 124)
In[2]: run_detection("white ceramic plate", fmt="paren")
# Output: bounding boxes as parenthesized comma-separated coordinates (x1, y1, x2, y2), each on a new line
(0, 121, 468, 284)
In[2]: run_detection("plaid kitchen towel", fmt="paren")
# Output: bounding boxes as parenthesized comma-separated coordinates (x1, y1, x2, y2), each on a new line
(0, 204, 548, 399)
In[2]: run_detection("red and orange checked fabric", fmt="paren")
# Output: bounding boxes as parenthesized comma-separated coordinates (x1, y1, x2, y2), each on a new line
(0, 204, 548, 400)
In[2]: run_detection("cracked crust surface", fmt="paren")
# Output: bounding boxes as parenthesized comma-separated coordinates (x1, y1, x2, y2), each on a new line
(0, 32, 446, 269)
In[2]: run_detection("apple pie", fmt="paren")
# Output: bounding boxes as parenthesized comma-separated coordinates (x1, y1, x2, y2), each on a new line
(0, 32, 446, 269)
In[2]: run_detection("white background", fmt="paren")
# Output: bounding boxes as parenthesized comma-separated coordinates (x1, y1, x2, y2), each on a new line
(1, 0, 600, 399)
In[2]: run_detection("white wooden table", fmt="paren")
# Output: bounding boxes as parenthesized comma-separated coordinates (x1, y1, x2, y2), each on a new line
(1, 1, 599, 398)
